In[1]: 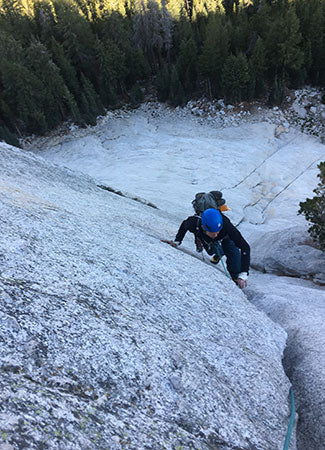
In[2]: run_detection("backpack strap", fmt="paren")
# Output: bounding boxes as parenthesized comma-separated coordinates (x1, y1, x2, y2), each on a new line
(196, 216, 201, 233)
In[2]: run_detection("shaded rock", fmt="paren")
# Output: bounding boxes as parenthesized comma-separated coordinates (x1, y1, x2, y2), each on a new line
(246, 275, 325, 450)
(251, 226, 325, 283)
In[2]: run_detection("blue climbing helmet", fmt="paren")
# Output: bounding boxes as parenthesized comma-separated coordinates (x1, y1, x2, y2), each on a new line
(201, 208, 223, 232)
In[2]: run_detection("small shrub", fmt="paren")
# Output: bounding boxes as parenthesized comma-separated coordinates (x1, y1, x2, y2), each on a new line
(0, 125, 20, 147)
(298, 162, 325, 250)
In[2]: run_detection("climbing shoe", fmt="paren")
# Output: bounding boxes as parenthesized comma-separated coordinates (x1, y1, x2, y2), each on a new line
(210, 254, 221, 264)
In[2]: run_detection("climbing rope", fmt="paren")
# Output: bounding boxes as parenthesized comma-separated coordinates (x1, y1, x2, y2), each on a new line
(219, 255, 231, 278)
(214, 242, 231, 279)
(283, 387, 295, 450)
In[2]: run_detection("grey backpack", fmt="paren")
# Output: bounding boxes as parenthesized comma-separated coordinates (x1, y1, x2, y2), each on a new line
(192, 191, 226, 215)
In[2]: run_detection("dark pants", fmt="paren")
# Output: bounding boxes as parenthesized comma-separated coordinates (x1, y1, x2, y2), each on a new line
(213, 238, 241, 279)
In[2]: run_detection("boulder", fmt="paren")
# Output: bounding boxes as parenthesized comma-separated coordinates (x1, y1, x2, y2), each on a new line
(251, 226, 325, 284)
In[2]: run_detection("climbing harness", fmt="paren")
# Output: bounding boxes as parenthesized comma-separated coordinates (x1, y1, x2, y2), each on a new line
(283, 387, 295, 450)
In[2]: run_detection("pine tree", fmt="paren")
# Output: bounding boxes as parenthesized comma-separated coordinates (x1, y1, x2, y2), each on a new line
(95, 9, 131, 50)
(94, 36, 127, 106)
(33, 0, 56, 45)
(0, 0, 35, 41)
(0, 28, 24, 64)
(0, 88, 18, 143)
(249, 36, 266, 96)
(50, 37, 80, 99)
(172, 8, 193, 49)
(268, 75, 286, 105)
(262, 3, 304, 81)
(299, 162, 325, 250)
(156, 66, 170, 102)
(79, 73, 104, 124)
(53, 0, 96, 80)
(222, 0, 239, 16)
(198, 14, 230, 97)
(308, 0, 325, 85)
(0, 61, 48, 133)
(73, 0, 93, 21)
(0, 124, 20, 146)
(25, 40, 80, 127)
(294, 0, 325, 85)
(221, 53, 251, 102)
(169, 65, 185, 106)
(229, 9, 251, 54)
(0, 96, 13, 129)
(129, 83, 145, 107)
(176, 36, 197, 93)
(125, 47, 150, 86)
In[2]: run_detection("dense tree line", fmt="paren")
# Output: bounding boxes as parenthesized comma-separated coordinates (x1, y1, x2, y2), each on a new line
(0, 0, 324, 145)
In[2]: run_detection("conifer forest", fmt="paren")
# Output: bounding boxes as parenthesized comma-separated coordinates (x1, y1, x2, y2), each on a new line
(0, 0, 324, 145)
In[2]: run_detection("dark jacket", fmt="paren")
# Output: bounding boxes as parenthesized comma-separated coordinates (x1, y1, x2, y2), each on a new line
(175, 215, 250, 273)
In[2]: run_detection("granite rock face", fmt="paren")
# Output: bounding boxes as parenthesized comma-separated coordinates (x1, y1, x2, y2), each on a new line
(251, 226, 325, 284)
(0, 144, 295, 449)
